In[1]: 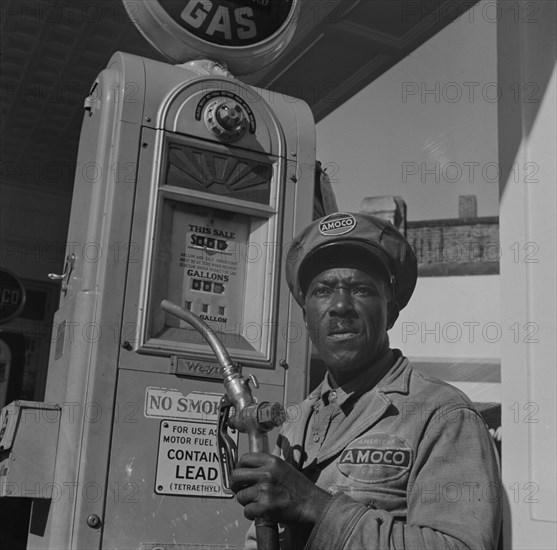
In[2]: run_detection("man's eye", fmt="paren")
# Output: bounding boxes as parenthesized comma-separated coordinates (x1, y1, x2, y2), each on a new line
(353, 286, 373, 296)
(313, 286, 332, 297)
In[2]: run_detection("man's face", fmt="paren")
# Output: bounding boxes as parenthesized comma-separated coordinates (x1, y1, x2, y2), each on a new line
(304, 266, 391, 379)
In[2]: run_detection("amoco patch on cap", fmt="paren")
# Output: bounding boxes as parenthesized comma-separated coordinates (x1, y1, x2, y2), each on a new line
(319, 213, 357, 236)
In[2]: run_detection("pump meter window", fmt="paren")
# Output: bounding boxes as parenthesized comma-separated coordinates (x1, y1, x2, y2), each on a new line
(166, 143, 272, 204)
(145, 139, 279, 365)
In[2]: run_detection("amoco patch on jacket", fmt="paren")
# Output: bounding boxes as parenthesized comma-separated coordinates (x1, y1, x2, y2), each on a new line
(337, 432, 413, 483)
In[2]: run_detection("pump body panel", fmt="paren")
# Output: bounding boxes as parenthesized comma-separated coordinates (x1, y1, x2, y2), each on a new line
(15, 52, 315, 550)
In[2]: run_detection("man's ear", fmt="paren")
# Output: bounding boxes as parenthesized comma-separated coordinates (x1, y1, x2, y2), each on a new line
(387, 302, 400, 331)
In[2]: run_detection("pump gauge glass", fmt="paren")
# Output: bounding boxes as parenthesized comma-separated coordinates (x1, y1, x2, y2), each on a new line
(143, 136, 280, 366)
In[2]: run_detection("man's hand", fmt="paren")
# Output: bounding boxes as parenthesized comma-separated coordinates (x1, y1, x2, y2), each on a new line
(230, 453, 333, 525)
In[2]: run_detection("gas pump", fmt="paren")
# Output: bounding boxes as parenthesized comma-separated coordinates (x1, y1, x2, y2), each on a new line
(0, 2, 319, 548)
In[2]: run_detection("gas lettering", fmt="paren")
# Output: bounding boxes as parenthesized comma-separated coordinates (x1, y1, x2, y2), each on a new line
(181, 1, 257, 42)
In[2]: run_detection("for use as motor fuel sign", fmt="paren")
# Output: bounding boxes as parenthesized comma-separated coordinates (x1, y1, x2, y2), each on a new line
(155, 419, 237, 498)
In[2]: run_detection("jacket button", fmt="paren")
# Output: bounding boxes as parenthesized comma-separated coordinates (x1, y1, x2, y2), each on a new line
(312, 434, 320, 442)
(330, 391, 337, 400)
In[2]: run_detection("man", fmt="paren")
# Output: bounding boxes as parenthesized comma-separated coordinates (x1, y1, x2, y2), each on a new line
(231, 212, 502, 549)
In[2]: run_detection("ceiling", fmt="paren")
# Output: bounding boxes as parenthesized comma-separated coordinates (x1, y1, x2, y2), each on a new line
(1, 0, 477, 197)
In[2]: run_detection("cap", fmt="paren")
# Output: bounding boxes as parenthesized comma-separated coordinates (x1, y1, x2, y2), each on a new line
(286, 212, 418, 309)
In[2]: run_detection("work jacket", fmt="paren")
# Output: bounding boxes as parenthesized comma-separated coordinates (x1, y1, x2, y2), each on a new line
(246, 351, 501, 549)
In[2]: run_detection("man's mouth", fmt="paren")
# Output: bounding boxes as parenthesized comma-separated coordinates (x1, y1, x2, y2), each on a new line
(327, 332, 359, 341)
(327, 322, 360, 338)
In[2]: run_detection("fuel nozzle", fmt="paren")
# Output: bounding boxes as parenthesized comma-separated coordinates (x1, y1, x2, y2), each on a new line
(256, 401, 287, 431)
(229, 401, 286, 433)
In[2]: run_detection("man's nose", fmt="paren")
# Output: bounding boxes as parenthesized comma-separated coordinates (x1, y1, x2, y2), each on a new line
(330, 289, 356, 316)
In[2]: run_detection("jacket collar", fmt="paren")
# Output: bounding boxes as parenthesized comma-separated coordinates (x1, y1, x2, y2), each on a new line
(313, 351, 412, 464)
(375, 349, 411, 394)
(307, 349, 410, 402)
(320, 350, 395, 407)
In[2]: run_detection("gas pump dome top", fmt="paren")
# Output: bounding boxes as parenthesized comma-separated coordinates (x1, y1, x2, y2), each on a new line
(122, 0, 299, 75)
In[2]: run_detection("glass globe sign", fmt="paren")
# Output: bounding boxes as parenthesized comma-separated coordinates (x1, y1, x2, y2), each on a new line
(122, 0, 300, 75)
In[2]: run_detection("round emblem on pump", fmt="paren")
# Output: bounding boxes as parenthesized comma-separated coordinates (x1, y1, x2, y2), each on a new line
(122, 0, 299, 75)
(205, 98, 248, 141)
(0, 269, 26, 324)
